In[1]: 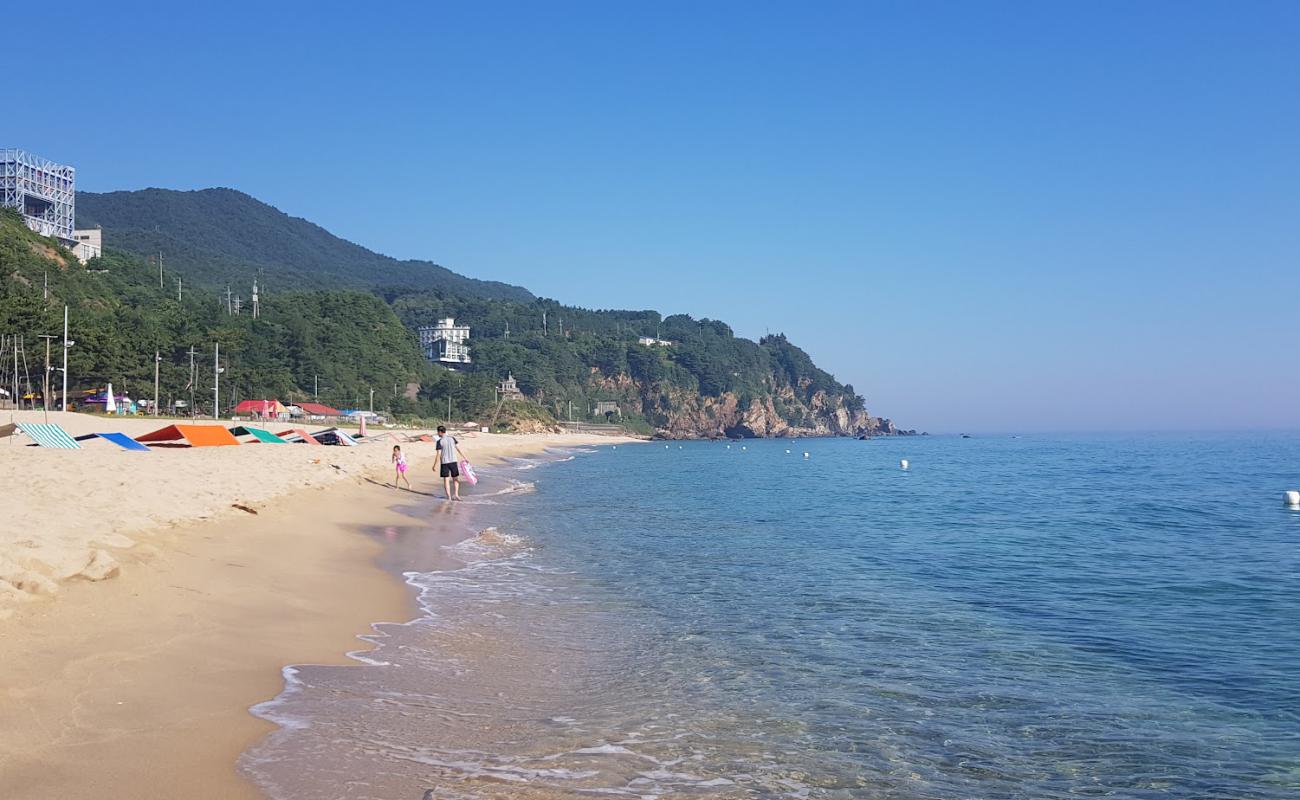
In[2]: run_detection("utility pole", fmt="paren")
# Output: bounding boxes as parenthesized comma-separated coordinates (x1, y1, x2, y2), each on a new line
(176, 276, 183, 302)
(188, 346, 197, 417)
(213, 342, 221, 420)
(314, 374, 319, 400)
(153, 350, 161, 417)
(369, 387, 374, 414)
(225, 286, 233, 315)
(38, 334, 55, 423)
(543, 311, 547, 336)
(159, 252, 164, 289)
(60, 306, 69, 412)
(43, 271, 48, 302)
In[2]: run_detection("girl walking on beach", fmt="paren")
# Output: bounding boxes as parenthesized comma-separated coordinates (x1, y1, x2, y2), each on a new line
(391, 445, 412, 490)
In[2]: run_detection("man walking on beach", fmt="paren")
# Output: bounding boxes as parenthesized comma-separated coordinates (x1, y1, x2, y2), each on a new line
(432, 425, 467, 501)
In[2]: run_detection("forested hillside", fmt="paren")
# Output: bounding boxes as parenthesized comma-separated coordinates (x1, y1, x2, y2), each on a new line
(6, 187, 908, 437)
(0, 208, 491, 420)
(387, 290, 901, 437)
(77, 189, 534, 301)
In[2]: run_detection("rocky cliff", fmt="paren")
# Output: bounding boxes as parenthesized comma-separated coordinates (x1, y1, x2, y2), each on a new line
(589, 374, 906, 439)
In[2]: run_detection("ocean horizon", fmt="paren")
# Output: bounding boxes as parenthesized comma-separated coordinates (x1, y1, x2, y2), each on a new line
(243, 432, 1300, 799)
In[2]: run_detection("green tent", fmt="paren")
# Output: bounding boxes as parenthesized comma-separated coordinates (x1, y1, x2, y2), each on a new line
(228, 425, 288, 444)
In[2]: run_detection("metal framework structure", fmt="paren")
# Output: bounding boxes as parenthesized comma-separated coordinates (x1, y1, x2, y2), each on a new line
(1, 149, 76, 243)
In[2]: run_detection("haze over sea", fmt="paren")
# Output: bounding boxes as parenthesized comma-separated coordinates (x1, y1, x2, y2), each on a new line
(246, 433, 1299, 799)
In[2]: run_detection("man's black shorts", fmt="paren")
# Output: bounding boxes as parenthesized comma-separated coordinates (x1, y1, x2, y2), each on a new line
(440, 462, 460, 479)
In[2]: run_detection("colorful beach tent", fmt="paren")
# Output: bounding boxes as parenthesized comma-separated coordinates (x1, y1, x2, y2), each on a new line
(311, 427, 358, 446)
(12, 423, 81, 449)
(136, 424, 241, 447)
(228, 425, 288, 443)
(276, 428, 324, 445)
(75, 432, 152, 452)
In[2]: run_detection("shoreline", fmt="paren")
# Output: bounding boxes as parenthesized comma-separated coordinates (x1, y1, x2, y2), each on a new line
(0, 427, 633, 799)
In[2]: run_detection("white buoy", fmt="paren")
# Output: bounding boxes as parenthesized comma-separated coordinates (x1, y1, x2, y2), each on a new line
(785, 449, 791, 454)
(803, 452, 810, 459)
(1286, 490, 1300, 507)
(900, 459, 909, 470)
(678, 445, 683, 449)
(726, 444, 731, 449)
(665, 444, 670, 449)
(742, 446, 747, 451)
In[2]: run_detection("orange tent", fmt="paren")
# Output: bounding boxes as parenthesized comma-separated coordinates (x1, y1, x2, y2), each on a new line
(136, 424, 242, 447)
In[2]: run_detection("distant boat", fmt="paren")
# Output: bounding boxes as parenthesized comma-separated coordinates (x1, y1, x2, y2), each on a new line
(961, 434, 973, 439)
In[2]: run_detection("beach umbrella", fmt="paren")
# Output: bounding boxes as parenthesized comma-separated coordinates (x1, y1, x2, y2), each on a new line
(105, 383, 117, 414)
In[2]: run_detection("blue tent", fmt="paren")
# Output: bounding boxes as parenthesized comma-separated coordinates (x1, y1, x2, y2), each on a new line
(75, 432, 152, 452)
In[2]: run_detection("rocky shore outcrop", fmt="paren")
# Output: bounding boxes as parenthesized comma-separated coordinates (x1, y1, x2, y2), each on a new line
(587, 375, 912, 440)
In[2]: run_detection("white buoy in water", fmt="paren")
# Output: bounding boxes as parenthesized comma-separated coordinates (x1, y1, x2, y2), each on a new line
(900, 459, 909, 470)
(785, 449, 791, 454)
(803, 452, 810, 459)
(1286, 490, 1300, 507)
(742, 446, 747, 451)
(678, 445, 683, 449)
(726, 444, 731, 449)
(665, 444, 670, 449)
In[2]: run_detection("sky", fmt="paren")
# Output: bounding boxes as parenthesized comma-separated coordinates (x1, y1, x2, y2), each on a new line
(5, 1, 1298, 432)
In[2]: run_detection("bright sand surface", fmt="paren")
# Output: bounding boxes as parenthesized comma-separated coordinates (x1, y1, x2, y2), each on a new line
(0, 409, 634, 798)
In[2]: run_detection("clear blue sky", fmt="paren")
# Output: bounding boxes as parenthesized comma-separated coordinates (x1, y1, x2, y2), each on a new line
(7, 1, 1298, 432)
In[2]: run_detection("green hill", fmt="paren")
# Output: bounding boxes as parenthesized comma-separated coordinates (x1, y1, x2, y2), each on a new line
(0, 207, 478, 419)
(25, 189, 906, 436)
(76, 188, 534, 301)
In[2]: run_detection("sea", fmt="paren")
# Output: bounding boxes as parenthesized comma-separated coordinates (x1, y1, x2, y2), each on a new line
(241, 433, 1300, 799)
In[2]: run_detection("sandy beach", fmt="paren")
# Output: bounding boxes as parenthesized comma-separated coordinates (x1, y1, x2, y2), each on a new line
(0, 410, 634, 799)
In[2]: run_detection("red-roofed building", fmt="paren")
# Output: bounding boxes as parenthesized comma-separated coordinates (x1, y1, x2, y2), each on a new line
(233, 399, 288, 419)
(294, 402, 344, 419)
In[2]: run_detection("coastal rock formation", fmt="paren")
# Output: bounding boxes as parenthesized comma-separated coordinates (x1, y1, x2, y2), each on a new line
(589, 375, 906, 440)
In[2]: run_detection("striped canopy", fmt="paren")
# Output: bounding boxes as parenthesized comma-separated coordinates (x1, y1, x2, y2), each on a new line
(17, 423, 81, 449)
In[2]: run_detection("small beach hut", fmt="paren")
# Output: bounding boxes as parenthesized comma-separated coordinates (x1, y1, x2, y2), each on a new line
(228, 425, 288, 443)
(136, 424, 241, 447)
(75, 432, 152, 452)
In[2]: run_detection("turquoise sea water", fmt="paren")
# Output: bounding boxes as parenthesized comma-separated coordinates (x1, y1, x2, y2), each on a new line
(244, 433, 1300, 799)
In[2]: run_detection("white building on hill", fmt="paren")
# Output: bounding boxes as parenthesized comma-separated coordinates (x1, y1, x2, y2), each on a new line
(418, 317, 471, 365)
(72, 227, 101, 263)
